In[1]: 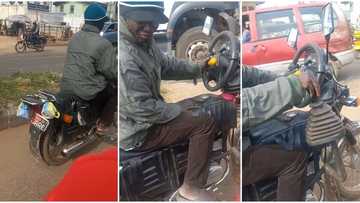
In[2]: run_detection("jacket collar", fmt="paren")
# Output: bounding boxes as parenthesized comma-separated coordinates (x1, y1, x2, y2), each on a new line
(81, 24, 101, 33)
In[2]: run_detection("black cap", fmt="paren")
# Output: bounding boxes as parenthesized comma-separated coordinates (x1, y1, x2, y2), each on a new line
(120, 1, 168, 24)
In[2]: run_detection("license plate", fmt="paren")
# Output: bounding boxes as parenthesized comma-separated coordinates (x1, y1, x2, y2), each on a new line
(31, 113, 50, 132)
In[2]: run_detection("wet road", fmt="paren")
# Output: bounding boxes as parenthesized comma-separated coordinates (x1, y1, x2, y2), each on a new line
(0, 124, 112, 200)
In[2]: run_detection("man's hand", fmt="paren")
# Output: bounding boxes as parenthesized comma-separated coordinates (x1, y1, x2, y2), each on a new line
(298, 71, 320, 98)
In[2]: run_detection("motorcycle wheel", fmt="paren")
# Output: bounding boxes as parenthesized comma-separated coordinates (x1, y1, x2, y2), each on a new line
(335, 133, 360, 199)
(36, 41, 45, 52)
(40, 122, 68, 165)
(15, 41, 26, 53)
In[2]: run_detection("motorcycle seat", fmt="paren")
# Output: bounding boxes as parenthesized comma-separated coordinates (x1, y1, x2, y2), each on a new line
(120, 142, 188, 162)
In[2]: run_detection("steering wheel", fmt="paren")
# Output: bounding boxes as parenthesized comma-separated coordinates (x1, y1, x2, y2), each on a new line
(290, 43, 326, 83)
(290, 43, 338, 102)
(202, 31, 239, 91)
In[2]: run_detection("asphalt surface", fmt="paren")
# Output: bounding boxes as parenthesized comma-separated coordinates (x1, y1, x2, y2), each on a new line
(0, 124, 112, 200)
(0, 46, 66, 76)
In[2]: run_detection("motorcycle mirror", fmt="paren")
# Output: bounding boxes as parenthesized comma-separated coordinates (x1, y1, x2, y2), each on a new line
(287, 28, 299, 49)
(202, 16, 214, 36)
(322, 3, 335, 40)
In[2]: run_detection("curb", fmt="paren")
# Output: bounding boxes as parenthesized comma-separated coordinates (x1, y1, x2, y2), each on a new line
(0, 104, 27, 131)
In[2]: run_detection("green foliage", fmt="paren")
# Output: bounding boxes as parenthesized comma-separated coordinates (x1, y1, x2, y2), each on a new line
(0, 72, 60, 108)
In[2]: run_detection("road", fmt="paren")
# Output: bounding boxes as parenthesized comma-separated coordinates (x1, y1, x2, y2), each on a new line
(0, 125, 112, 200)
(0, 47, 66, 76)
(0, 36, 66, 76)
(338, 58, 360, 120)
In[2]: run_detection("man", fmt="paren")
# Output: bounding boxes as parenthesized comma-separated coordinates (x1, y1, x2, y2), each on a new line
(119, 2, 219, 201)
(60, 3, 117, 135)
(30, 21, 39, 42)
(242, 66, 320, 200)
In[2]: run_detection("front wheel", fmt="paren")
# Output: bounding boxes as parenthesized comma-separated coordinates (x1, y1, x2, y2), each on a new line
(335, 122, 360, 199)
(15, 41, 26, 53)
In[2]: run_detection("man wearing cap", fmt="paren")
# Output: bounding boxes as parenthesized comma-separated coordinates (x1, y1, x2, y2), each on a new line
(60, 3, 117, 135)
(119, 2, 219, 201)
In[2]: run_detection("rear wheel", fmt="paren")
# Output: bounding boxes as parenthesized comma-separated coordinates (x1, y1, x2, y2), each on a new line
(40, 122, 68, 165)
(15, 41, 26, 53)
(35, 42, 44, 52)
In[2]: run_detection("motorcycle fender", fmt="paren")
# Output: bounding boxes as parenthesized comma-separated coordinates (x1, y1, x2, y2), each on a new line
(28, 124, 47, 159)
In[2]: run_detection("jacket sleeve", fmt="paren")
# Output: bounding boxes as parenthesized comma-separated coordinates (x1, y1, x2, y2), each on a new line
(242, 65, 279, 88)
(120, 59, 181, 124)
(242, 75, 311, 130)
(158, 49, 201, 80)
(99, 43, 118, 82)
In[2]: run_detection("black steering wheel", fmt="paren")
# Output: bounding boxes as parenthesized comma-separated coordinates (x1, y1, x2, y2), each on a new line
(202, 31, 239, 91)
(290, 43, 339, 103)
(290, 43, 326, 83)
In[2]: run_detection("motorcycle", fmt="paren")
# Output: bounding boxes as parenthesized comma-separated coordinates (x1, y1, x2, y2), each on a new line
(119, 19, 240, 200)
(17, 87, 117, 166)
(243, 3, 360, 201)
(15, 31, 47, 53)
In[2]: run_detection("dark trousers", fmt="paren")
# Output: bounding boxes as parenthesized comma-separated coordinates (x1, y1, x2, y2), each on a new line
(243, 145, 307, 201)
(89, 84, 117, 126)
(136, 99, 218, 187)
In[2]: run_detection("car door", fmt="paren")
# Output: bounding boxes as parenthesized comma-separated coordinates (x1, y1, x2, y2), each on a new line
(243, 9, 298, 72)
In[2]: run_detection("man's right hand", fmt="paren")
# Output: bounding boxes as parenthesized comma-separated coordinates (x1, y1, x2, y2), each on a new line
(298, 71, 320, 98)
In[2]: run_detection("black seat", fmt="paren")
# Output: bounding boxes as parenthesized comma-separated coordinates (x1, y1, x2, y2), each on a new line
(119, 148, 160, 161)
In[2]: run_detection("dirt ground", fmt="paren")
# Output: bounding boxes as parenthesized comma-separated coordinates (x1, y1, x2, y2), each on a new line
(161, 80, 216, 102)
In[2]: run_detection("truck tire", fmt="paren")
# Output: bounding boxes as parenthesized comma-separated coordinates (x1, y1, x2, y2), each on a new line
(175, 26, 211, 64)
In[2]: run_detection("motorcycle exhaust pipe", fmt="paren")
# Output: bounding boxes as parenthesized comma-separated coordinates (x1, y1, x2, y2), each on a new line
(62, 134, 98, 157)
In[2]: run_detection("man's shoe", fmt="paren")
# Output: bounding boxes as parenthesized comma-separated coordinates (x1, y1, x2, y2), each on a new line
(177, 189, 217, 201)
(96, 120, 116, 136)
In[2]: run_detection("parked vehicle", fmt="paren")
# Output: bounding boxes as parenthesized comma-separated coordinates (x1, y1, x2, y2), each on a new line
(242, 2, 354, 78)
(155, 1, 240, 64)
(243, 4, 360, 200)
(15, 31, 47, 53)
(120, 20, 240, 200)
(100, 21, 117, 37)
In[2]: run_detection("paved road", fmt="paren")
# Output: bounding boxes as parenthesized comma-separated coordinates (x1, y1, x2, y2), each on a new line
(0, 46, 67, 76)
(0, 124, 112, 200)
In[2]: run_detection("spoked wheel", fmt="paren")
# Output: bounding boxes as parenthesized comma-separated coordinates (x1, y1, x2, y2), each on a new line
(335, 135, 360, 199)
(15, 41, 26, 53)
(40, 123, 68, 165)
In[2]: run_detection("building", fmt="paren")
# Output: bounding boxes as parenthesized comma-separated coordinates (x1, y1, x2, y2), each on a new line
(0, 2, 65, 23)
(52, 2, 91, 29)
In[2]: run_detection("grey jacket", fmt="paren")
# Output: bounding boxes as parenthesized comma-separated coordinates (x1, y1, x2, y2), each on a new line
(60, 24, 117, 100)
(242, 66, 311, 130)
(119, 17, 200, 150)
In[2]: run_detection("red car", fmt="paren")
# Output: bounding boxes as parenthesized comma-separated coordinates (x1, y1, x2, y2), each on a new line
(242, 2, 354, 76)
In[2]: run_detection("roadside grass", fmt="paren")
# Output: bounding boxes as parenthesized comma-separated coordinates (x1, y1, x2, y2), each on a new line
(0, 72, 60, 108)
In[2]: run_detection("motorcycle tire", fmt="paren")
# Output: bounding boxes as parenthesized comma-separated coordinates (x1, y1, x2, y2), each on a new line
(335, 134, 360, 199)
(35, 41, 45, 52)
(15, 41, 26, 53)
(40, 122, 68, 166)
